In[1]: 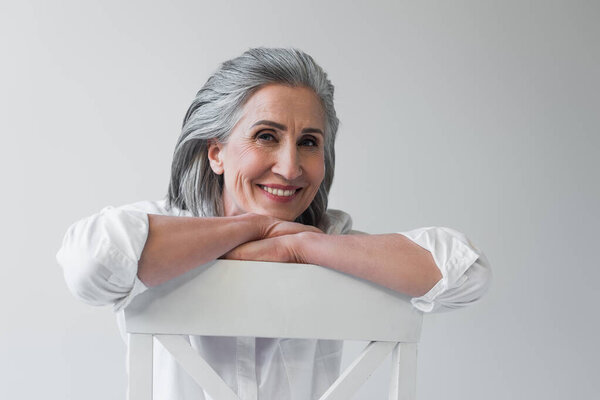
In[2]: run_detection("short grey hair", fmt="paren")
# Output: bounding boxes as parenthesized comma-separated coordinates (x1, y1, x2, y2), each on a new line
(165, 47, 339, 228)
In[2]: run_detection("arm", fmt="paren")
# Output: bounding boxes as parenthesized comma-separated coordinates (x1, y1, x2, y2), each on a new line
(295, 230, 492, 311)
(56, 200, 320, 310)
(225, 223, 492, 312)
(137, 213, 264, 287)
(225, 232, 441, 297)
(297, 232, 442, 297)
(139, 213, 322, 287)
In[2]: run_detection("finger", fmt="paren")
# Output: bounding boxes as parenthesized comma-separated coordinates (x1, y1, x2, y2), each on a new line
(225, 237, 289, 262)
(223, 240, 266, 261)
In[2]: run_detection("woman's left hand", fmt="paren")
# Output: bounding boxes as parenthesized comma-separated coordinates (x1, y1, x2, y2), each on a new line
(222, 232, 313, 264)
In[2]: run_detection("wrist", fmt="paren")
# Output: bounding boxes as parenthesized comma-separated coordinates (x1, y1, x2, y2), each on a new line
(294, 231, 324, 265)
(237, 212, 270, 240)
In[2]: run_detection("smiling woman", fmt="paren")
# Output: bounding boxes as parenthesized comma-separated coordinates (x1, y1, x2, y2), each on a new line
(56, 47, 492, 400)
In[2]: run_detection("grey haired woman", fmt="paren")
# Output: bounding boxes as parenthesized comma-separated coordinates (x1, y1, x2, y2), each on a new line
(57, 47, 492, 399)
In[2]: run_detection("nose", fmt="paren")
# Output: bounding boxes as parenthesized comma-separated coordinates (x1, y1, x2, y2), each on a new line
(272, 144, 302, 181)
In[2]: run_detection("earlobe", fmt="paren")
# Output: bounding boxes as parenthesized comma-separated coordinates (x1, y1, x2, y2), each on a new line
(207, 140, 225, 175)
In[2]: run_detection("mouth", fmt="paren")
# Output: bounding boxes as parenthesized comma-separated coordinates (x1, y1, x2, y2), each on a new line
(258, 184, 302, 201)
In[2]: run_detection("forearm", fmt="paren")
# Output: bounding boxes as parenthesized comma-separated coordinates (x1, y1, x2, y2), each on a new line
(299, 232, 442, 297)
(138, 213, 263, 287)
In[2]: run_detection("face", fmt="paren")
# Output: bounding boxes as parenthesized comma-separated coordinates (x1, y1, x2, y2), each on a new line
(208, 84, 326, 221)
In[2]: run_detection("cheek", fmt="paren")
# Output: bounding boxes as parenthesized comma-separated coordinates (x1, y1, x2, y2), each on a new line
(227, 146, 269, 183)
(305, 153, 326, 186)
(316, 152, 327, 180)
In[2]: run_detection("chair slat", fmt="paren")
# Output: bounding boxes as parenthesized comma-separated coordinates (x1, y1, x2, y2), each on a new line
(128, 334, 153, 400)
(319, 341, 397, 400)
(389, 343, 417, 400)
(156, 335, 241, 400)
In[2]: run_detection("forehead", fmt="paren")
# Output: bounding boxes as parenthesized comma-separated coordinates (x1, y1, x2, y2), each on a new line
(239, 84, 325, 127)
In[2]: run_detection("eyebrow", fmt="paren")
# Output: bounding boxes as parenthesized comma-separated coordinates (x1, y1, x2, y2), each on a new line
(251, 120, 324, 136)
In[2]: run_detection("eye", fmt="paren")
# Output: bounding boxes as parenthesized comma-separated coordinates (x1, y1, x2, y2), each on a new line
(299, 136, 319, 147)
(256, 130, 277, 142)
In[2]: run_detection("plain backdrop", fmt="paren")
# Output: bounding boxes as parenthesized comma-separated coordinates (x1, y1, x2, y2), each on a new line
(2, 1, 599, 399)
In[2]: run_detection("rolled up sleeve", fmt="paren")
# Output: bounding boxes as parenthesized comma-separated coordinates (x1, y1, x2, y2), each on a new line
(398, 227, 492, 313)
(56, 205, 150, 311)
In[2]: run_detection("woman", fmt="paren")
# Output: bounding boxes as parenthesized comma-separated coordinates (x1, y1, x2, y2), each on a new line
(57, 47, 492, 399)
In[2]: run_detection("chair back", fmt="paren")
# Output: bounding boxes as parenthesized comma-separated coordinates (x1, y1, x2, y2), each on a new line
(124, 260, 422, 400)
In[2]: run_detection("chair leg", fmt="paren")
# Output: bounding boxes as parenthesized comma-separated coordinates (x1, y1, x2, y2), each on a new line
(389, 342, 417, 400)
(128, 333, 153, 400)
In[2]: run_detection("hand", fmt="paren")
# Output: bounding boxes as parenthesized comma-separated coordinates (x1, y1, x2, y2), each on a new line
(223, 232, 315, 264)
(257, 214, 323, 239)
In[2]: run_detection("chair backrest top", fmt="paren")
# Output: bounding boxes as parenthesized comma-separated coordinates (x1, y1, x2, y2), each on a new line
(124, 260, 423, 342)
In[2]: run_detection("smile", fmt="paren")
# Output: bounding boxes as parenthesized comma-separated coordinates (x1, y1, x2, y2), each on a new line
(259, 185, 300, 197)
(258, 185, 301, 199)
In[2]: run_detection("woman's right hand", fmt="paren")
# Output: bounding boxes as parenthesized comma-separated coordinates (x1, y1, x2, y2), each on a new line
(223, 215, 322, 264)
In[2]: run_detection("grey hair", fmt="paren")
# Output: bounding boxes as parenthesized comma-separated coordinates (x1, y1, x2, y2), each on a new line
(165, 47, 339, 228)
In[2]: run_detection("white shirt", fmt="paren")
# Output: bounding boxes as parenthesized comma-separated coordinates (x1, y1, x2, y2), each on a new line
(56, 199, 492, 400)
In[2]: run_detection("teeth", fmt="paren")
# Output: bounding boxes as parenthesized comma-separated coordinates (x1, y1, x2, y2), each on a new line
(261, 185, 297, 197)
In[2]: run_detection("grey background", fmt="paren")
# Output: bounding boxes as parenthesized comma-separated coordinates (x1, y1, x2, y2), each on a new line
(1, 0, 598, 399)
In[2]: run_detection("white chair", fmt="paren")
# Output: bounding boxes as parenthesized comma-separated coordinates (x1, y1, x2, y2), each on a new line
(124, 260, 423, 399)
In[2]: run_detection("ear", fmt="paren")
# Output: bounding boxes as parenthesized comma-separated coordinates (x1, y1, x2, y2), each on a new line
(207, 139, 225, 175)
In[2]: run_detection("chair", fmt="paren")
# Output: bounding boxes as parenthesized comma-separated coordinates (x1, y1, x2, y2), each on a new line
(124, 259, 423, 399)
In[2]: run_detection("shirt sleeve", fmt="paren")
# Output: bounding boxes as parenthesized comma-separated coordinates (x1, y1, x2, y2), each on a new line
(56, 199, 176, 311)
(398, 227, 492, 313)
